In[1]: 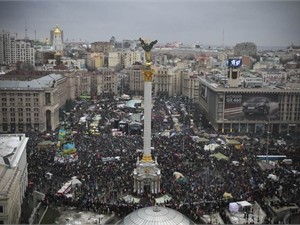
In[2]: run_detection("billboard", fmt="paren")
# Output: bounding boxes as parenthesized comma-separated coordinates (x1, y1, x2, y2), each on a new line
(224, 94, 279, 120)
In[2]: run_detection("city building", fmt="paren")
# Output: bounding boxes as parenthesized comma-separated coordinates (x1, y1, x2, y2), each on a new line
(128, 62, 144, 95)
(90, 68, 118, 97)
(85, 52, 105, 70)
(197, 67, 300, 134)
(0, 73, 68, 132)
(0, 31, 35, 66)
(90, 41, 112, 54)
(0, 133, 29, 224)
(108, 50, 144, 69)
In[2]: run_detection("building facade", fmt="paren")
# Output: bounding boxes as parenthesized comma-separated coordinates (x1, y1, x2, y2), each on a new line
(0, 31, 35, 66)
(0, 73, 68, 133)
(90, 42, 112, 54)
(0, 134, 29, 224)
(198, 76, 300, 134)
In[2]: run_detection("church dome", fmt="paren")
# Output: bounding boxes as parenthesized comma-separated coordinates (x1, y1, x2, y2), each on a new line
(53, 26, 61, 34)
(121, 206, 195, 225)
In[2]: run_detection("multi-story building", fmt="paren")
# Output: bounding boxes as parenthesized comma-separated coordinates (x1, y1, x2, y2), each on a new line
(0, 31, 35, 66)
(108, 50, 144, 69)
(0, 73, 68, 132)
(91, 42, 112, 54)
(197, 72, 300, 134)
(0, 133, 29, 224)
(90, 69, 118, 97)
(128, 63, 144, 95)
(85, 52, 105, 70)
(48, 57, 86, 70)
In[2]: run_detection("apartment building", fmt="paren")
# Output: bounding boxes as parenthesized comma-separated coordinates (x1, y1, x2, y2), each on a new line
(0, 73, 67, 133)
(90, 68, 118, 97)
(0, 31, 35, 66)
(128, 63, 144, 95)
(0, 134, 29, 224)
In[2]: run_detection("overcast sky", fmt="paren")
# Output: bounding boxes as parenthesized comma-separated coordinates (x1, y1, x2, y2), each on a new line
(1, 0, 300, 47)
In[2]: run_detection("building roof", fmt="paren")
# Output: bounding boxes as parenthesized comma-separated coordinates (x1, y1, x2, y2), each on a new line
(0, 73, 64, 90)
(122, 206, 194, 225)
(0, 134, 28, 168)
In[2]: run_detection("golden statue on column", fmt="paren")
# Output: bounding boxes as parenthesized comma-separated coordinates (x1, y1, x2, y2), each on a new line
(139, 37, 157, 82)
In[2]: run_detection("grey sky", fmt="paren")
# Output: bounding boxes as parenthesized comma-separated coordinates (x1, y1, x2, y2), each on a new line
(0, 0, 300, 47)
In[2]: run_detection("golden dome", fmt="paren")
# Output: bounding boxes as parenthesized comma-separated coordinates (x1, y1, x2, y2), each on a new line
(53, 26, 61, 34)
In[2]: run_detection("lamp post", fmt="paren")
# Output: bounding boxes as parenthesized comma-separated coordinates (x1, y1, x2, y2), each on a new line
(266, 120, 270, 164)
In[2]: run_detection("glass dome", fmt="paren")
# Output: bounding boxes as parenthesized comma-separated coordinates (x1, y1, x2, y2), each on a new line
(121, 206, 195, 225)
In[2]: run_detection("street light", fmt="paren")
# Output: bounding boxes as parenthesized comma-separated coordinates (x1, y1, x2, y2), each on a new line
(266, 120, 270, 164)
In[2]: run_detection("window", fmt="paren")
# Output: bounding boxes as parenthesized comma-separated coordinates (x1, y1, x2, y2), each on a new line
(34, 113, 39, 117)
(1, 98, 6, 101)
(26, 108, 30, 111)
(10, 98, 15, 101)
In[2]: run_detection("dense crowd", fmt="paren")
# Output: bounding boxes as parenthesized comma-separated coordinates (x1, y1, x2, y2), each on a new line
(24, 97, 300, 224)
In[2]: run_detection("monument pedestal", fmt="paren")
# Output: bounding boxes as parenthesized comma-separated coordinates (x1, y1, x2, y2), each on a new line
(133, 158, 161, 195)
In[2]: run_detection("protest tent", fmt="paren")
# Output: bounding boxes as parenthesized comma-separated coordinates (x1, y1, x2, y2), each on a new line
(229, 202, 239, 213)
(209, 152, 229, 161)
(223, 192, 233, 199)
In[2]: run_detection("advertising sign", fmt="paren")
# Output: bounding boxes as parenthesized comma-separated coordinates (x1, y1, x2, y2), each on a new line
(224, 94, 279, 120)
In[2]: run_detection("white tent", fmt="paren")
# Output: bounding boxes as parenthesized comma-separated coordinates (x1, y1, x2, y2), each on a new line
(237, 201, 252, 208)
(204, 143, 220, 151)
(229, 202, 239, 213)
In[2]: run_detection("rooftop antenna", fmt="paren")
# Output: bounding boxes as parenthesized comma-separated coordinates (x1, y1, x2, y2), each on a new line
(34, 30, 36, 41)
(15, 33, 18, 40)
(25, 18, 28, 40)
(222, 30, 224, 49)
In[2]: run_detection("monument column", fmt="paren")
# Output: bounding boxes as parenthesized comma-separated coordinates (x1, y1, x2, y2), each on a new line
(132, 38, 161, 196)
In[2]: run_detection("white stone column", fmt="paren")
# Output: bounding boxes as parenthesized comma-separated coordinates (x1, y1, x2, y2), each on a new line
(143, 81, 152, 156)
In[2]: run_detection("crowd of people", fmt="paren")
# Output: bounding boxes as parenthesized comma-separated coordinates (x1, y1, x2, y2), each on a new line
(24, 96, 300, 224)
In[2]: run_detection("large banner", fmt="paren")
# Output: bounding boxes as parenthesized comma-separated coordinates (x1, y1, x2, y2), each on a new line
(224, 94, 279, 120)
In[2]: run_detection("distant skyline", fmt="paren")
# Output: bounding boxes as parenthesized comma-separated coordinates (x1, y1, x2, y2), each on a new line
(0, 0, 300, 47)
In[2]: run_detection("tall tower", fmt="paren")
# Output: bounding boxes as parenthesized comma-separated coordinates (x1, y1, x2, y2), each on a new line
(133, 38, 161, 195)
(50, 25, 64, 52)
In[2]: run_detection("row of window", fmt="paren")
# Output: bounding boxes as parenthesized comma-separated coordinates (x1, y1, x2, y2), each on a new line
(2, 108, 39, 112)
(1, 98, 39, 102)
(1, 93, 39, 97)
(2, 117, 38, 122)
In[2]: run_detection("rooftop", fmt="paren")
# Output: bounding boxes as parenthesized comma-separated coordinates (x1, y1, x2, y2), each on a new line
(0, 134, 28, 167)
(0, 73, 65, 90)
